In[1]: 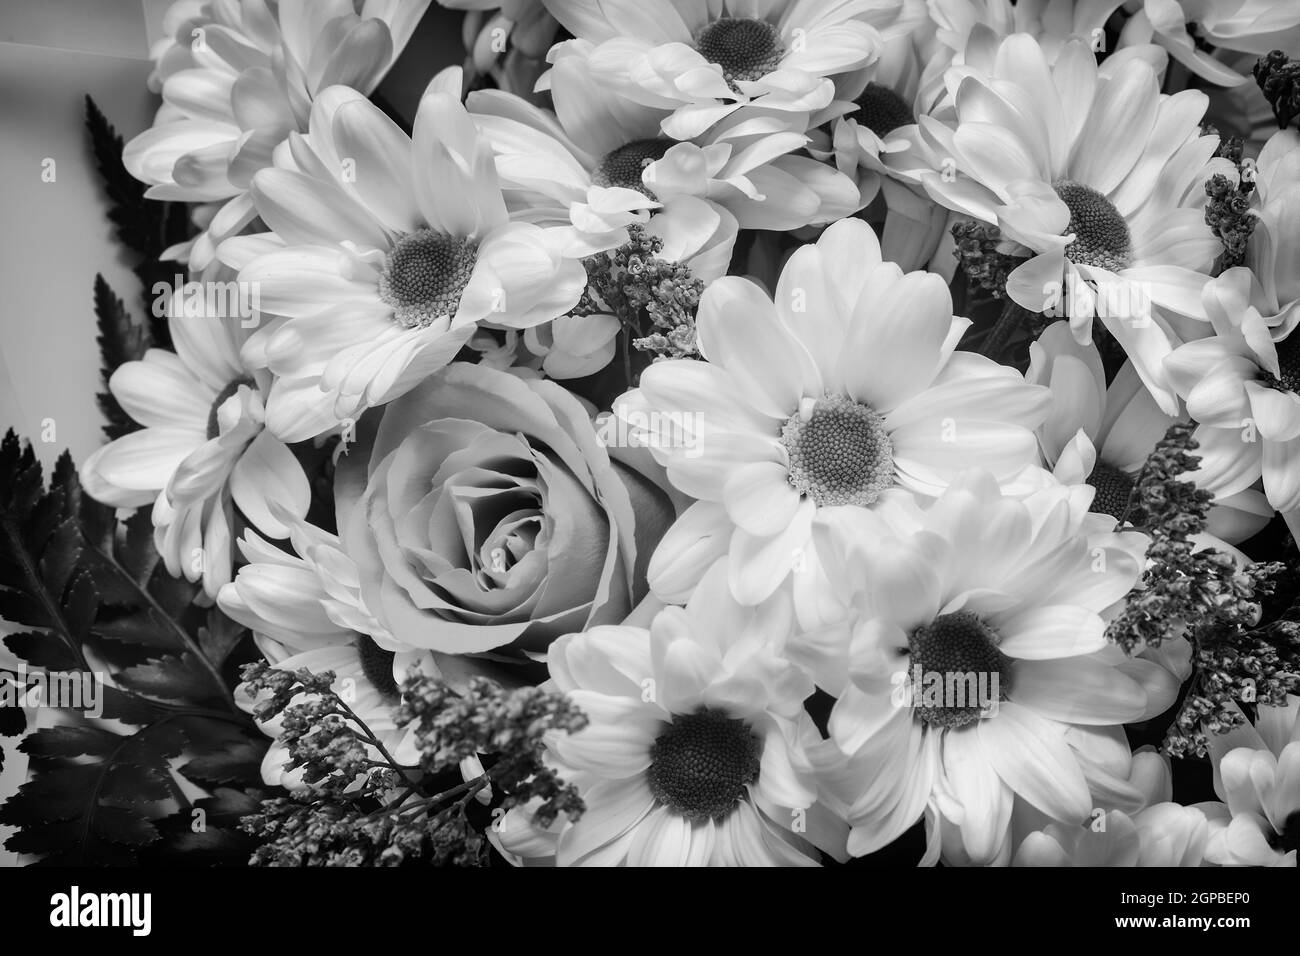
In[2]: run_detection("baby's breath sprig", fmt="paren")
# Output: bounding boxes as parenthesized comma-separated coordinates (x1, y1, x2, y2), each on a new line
(1204, 171, 1256, 271)
(950, 221, 1024, 300)
(237, 664, 586, 865)
(579, 224, 705, 366)
(1255, 50, 1300, 130)
(1103, 424, 1300, 756)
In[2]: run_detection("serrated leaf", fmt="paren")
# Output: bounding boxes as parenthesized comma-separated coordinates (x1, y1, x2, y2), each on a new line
(4, 631, 78, 671)
(19, 725, 119, 759)
(178, 723, 264, 787)
(92, 275, 149, 441)
(63, 571, 98, 643)
(93, 608, 197, 652)
(86, 96, 189, 351)
(93, 805, 161, 846)
(0, 431, 259, 865)
(118, 652, 223, 704)
(198, 609, 246, 672)
(0, 697, 25, 738)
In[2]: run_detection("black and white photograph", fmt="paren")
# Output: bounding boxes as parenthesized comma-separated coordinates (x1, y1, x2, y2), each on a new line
(0, 0, 1295, 929)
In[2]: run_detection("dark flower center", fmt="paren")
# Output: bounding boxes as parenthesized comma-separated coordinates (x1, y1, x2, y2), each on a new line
(1262, 332, 1300, 395)
(1054, 180, 1132, 271)
(591, 139, 674, 199)
(851, 83, 913, 138)
(356, 635, 398, 701)
(694, 17, 785, 88)
(646, 708, 762, 822)
(378, 229, 479, 329)
(206, 376, 256, 440)
(1087, 460, 1135, 520)
(906, 611, 1011, 729)
(780, 395, 895, 507)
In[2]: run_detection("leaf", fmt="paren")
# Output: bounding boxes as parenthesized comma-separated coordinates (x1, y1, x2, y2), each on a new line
(93, 806, 162, 846)
(178, 720, 265, 787)
(139, 788, 263, 866)
(93, 275, 150, 440)
(4, 631, 78, 671)
(0, 431, 267, 865)
(118, 652, 226, 705)
(85, 95, 191, 350)
(198, 608, 247, 672)
(19, 725, 119, 759)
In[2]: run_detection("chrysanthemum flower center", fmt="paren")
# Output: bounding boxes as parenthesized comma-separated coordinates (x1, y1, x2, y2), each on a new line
(592, 139, 673, 200)
(1053, 180, 1132, 271)
(378, 228, 479, 329)
(646, 708, 762, 823)
(780, 395, 895, 507)
(206, 376, 255, 439)
(1263, 332, 1300, 395)
(851, 83, 913, 138)
(1086, 460, 1135, 520)
(694, 17, 785, 87)
(906, 611, 1011, 729)
(356, 635, 399, 701)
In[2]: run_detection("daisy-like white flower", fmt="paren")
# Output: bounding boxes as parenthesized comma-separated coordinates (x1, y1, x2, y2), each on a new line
(804, 471, 1177, 865)
(79, 277, 309, 598)
(228, 68, 588, 441)
(1118, 0, 1300, 85)
(921, 0, 1124, 101)
(1013, 803, 1210, 866)
(1027, 320, 1273, 542)
(1242, 129, 1300, 323)
(618, 217, 1051, 612)
(127, 0, 431, 267)
(808, 10, 955, 273)
(910, 30, 1233, 413)
(1198, 695, 1300, 866)
(541, 0, 900, 140)
(1012, 747, 1210, 866)
(494, 560, 845, 866)
(220, 516, 478, 788)
(1164, 267, 1300, 538)
(470, 37, 861, 258)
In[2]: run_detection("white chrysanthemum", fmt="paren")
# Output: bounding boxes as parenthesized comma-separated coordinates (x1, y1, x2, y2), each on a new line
(1118, 0, 1300, 85)
(472, 38, 861, 255)
(225, 67, 587, 441)
(127, 0, 431, 267)
(618, 218, 1050, 612)
(1013, 751, 1211, 866)
(79, 276, 309, 599)
(908, 30, 1233, 413)
(1027, 320, 1273, 542)
(219, 517, 476, 789)
(1199, 694, 1300, 866)
(1243, 128, 1300, 323)
(807, 8, 955, 274)
(919, 0, 1125, 106)
(495, 561, 845, 866)
(804, 472, 1177, 865)
(540, 0, 901, 140)
(1164, 267, 1300, 538)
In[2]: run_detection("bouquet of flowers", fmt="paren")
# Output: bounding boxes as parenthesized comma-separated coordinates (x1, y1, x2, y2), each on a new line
(3, 0, 1300, 868)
